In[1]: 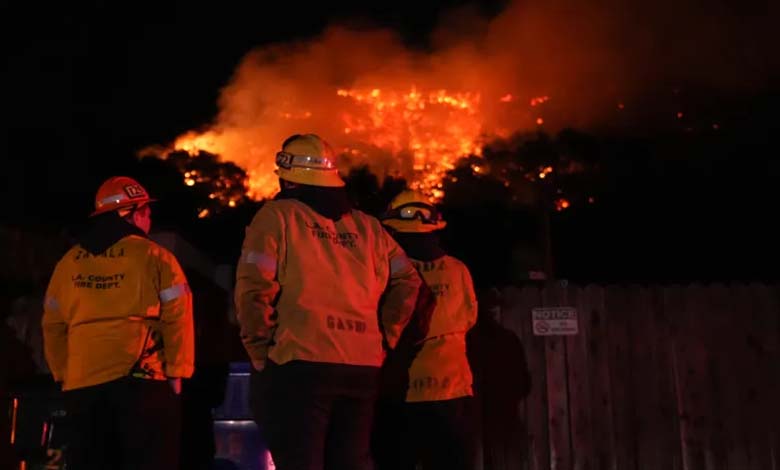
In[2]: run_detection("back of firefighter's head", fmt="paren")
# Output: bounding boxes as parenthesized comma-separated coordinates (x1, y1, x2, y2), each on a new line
(91, 176, 154, 234)
(275, 133, 345, 189)
(381, 190, 447, 233)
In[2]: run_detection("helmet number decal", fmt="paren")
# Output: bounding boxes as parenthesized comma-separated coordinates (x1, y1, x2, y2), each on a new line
(124, 184, 146, 199)
(276, 152, 294, 169)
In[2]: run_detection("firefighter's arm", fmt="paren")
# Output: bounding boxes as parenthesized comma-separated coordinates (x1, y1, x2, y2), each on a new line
(380, 232, 423, 349)
(42, 266, 67, 383)
(157, 250, 195, 379)
(462, 263, 478, 329)
(234, 205, 282, 372)
(395, 278, 435, 353)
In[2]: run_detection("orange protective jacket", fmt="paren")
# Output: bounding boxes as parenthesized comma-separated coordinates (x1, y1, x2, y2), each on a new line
(406, 255, 478, 402)
(234, 199, 422, 371)
(42, 235, 195, 391)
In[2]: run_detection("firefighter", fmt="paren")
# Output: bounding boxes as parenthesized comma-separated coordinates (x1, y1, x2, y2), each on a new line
(42, 176, 194, 470)
(235, 134, 422, 470)
(380, 190, 479, 470)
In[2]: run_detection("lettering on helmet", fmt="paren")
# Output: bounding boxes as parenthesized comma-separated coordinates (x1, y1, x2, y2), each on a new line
(276, 151, 294, 169)
(124, 184, 146, 199)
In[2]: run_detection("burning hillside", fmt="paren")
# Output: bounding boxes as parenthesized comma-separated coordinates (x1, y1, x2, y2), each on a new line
(140, 0, 769, 205)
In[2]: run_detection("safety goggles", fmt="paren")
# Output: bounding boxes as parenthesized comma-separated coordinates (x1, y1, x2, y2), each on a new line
(276, 151, 337, 170)
(383, 203, 442, 224)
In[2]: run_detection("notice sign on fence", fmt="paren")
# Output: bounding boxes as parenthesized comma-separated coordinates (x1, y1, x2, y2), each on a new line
(532, 307, 579, 336)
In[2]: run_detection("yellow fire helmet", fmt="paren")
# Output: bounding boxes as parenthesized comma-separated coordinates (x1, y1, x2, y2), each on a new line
(275, 134, 345, 188)
(381, 190, 447, 233)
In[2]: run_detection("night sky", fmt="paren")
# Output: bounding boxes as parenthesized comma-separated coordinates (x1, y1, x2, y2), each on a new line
(2, 0, 778, 283)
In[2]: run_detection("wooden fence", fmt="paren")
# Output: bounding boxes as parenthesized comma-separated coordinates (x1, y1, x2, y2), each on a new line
(490, 283, 780, 470)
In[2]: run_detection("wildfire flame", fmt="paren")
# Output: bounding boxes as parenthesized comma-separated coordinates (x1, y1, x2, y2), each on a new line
(139, 22, 573, 205)
(335, 87, 483, 201)
(154, 85, 546, 203)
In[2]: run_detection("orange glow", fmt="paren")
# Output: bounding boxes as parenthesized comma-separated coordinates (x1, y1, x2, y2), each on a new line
(538, 166, 553, 179)
(146, 84, 557, 204)
(333, 86, 484, 199)
(162, 86, 493, 202)
(555, 198, 570, 211)
(198, 209, 210, 219)
(10, 398, 18, 444)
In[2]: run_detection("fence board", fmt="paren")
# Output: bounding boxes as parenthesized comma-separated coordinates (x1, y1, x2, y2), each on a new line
(769, 285, 780, 470)
(702, 284, 733, 470)
(581, 285, 616, 470)
(519, 286, 550, 470)
(566, 286, 594, 470)
(543, 282, 572, 470)
(605, 286, 637, 470)
(765, 285, 780, 470)
(500, 286, 532, 470)
(651, 286, 683, 470)
(628, 286, 667, 470)
(745, 284, 775, 470)
(732, 284, 772, 470)
(672, 284, 713, 470)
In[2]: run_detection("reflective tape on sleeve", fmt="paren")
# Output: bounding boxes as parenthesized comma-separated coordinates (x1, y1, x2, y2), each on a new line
(390, 255, 412, 275)
(243, 251, 276, 272)
(160, 283, 188, 303)
(44, 296, 59, 310)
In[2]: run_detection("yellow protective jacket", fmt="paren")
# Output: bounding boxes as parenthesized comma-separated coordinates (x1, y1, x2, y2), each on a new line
(406, 255, 478, 402)
(235, 199, 422, 371)
(42, 235, 195, 391)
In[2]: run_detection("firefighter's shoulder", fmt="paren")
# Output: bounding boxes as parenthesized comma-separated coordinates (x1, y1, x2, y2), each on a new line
(442, 254, 469, 272)
(349, 208, 385, 231)
(248, 199, 290, 222)
(123, 235, 182, 268)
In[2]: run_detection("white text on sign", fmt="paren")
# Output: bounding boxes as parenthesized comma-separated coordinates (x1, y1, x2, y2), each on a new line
(532, 307, 579, 336)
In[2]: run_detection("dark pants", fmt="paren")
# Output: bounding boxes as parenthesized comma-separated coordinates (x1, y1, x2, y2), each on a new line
(253, 361, 379, 470)
(64, 377, 181, 470)
(372, 398, 406, 470)
(399, 397, 476, 470)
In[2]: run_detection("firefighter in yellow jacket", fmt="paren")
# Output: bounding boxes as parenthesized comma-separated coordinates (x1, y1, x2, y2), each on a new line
(235, 134, 422, 470)
(42, 177, 194, 470)
(381, 190, 478, 470)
